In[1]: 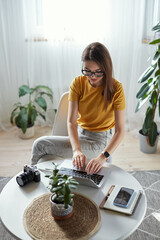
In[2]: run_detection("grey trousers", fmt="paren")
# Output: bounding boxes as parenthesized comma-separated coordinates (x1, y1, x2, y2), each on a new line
(31, 126, 113, 165)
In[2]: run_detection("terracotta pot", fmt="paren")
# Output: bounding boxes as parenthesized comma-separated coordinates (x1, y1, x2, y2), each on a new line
(139, 130, 159, 154)
(50, 194, 73, 220)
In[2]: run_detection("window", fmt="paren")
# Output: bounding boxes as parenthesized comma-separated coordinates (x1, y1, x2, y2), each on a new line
(143, 0, 160, 43)
(23, 0, 108, 43)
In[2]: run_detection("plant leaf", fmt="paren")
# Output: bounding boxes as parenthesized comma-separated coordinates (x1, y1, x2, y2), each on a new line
(148, 122, 157, 146)
(69, 180, 79, 185)
(70, 199, 74, 206)
(57, 180, 65, 186)
(40, 92, 53, 102)
(158, 76, 160, 91)
(143, 108, 154, 129)
(142, 123, 148, 135)
(10, 109, 19, 124)
(50, 180, 57, 187)
(138, 64, 157, 83)
(151, 51, 160, 65)
(135, 94, 150, 112)
(19, 85, 33, 97)
(150, 39, 160, 45)
(34, 85, 53, 94)
(149, 90, 158, 108)
(37, 112, 46, 121)
(69, 184, 78, 189)
(158, 58, 160, 68)
(30, 108, 37, 124)
(15, 108, 28, 133)
(56, 195, 64, 203)
(70, 193, 75, 198)
(52, 186, 63, 192)
(136, 82, 151, 99)
(155, 69, 160, 77)
(152, 22, 160, 31)
(51, 194, 57, 201)
(10, 111, 19, 124)
(35, 97, 47, 111)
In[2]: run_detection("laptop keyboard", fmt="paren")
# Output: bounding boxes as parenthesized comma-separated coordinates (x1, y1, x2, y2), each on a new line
(59, 167, 104, 186)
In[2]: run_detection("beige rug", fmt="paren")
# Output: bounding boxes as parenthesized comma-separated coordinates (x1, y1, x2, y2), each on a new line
(23, 193, 101, 240)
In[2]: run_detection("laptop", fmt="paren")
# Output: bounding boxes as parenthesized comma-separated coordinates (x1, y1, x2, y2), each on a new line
(58, 159, 109, 188)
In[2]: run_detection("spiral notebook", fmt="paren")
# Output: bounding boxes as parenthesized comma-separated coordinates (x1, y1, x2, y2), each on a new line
(99, 185, 142, 215)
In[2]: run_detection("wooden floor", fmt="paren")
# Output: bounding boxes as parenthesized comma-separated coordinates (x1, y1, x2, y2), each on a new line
(0, 126, 160, 177)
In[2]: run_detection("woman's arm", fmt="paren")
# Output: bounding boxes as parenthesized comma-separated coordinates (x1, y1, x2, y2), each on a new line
(67, 101, 86, 168)
(67, 101, 79, 152)
(86, 109, 125, 174)
(102, 109, 125, 155)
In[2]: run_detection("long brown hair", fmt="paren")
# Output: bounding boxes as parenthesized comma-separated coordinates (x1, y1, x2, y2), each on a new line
(81, 42, 115, 109)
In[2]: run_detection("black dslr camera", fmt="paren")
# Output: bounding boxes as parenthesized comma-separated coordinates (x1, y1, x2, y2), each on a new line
(16, 165, 41, 187)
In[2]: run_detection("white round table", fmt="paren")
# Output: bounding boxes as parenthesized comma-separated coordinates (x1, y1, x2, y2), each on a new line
(0, 159, 147, 240)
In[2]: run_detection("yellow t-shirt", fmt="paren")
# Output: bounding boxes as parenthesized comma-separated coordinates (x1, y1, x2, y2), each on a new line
(68, 76, 125, 132)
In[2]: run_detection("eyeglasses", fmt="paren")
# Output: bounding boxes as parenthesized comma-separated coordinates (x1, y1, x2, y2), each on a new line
(81, 69, 104, 77)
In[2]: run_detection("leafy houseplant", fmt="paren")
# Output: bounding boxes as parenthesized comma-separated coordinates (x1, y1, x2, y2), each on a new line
(135, 22, 160, 147)
(10, 85, 53, 134)
(45, 162, 79, 219)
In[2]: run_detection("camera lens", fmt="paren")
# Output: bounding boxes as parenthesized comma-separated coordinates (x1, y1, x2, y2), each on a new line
(16, 172, 34, 187)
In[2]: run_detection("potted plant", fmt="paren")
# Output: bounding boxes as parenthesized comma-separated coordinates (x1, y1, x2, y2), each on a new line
(10, 84, 53, 138)
(45, 162, 79, 220)
(135, 22, 160, 153)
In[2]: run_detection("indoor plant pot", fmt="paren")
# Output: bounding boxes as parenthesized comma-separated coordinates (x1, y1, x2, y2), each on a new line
(45, 162, 79, 220)
(17, 124, 35, 139)
(135, 22, 160, 153)
(50, 194, 73, 220)
(10, 84, 53, 138)
(139, 129, 159, 154)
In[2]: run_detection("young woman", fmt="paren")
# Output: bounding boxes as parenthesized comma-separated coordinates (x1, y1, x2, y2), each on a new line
(31, 42, 125, 174)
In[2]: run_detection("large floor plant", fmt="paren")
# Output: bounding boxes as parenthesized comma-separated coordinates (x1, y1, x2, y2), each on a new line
(10, 85, 53, 134)
(135, 22, 160, 147)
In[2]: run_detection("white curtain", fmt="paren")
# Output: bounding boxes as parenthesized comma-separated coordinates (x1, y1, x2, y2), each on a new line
(0, 0, 159, 133)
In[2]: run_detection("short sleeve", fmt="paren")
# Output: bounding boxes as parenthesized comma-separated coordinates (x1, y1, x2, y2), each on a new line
(68, 77, 81, 101)
(113, 82, 126, 110)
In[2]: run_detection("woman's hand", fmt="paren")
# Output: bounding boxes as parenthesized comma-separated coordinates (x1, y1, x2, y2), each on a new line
(73, 150, 86, 169)
(85, 155, 106, 174)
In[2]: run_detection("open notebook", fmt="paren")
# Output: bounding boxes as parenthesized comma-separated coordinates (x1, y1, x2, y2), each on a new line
(58, 160, 109, 188)
(100, 185, 142, 215)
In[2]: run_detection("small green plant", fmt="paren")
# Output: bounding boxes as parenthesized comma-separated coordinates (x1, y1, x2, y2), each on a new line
(135, 22, 160, 146)
(45, 162, 79, 209)
(10, 84, 53, 133)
